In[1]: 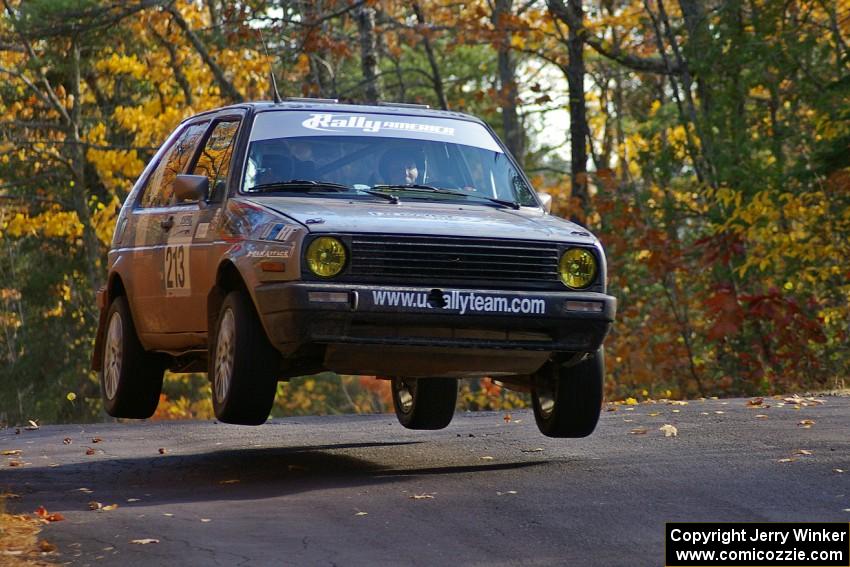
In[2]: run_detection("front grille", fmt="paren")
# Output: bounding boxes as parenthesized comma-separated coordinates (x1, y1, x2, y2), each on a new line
(348, 234, 561, 283)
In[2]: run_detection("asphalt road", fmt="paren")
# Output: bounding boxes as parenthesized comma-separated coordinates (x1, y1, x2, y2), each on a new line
(1, 396, 849, 567)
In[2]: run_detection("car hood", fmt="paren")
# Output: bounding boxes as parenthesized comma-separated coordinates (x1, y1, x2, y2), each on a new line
(244, 196, 596, 244)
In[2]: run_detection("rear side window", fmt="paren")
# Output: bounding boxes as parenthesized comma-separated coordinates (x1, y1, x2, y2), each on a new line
(192, 120, 240, 202)
(139, 122, 208, 208)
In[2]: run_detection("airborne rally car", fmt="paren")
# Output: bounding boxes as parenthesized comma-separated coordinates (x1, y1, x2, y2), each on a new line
(92, 100, 617, 438)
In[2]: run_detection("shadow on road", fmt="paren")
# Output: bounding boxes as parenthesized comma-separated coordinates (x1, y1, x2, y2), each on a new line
(2, 440, 549, 513)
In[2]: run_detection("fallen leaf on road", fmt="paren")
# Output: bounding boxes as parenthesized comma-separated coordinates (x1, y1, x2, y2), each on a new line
(410, 494, 434, 500)
(355, 511, 368, 516)
(496, 490, 517, 496)
(34, 506, 64, 522)
(480, 456, 494, 461)
(85, 448, 95, 456)
(91, 438, 102, 444)
(625, 397, 638, 405)
(0, 492, 20, 499)
(798, 419, 815, 428)
(162, 513, 173, 517)
(101, 504, 118, 511)
(127, 498, 140, 503)
(747, 397, 764, 406)
(793, 449, 812, 456)
(62, 438, 72, 445)
(668, 400, 688, 406)
(833, 469, 844, 473)
(76, 488, 93, 494)
(777, 458, 796, 463)
(605, 406, 617, 412)
(520, 448, 543, 453)
(8, 461, 22, 467)
(219, 479, 240, 484)
(1, 450, 21, 456)
(755, 414, 768, 419)
(648, 412, 660, 417)
(25, 420, 39, 430)
(287, 464, 308, 472)
(200, 518, 211, 523)
(623, 419, 634, 423)
(503, 413, 512, 423)
(38, 540, 56, 553)
(714, 411, 725, 415)
(672, 409, 680, 413)
(157, 448, 166, 455)
(130, 539, 159, 545)
(630, 428, 648, 435)
(660, 424, 678, 437)
(88, 501, 102, 511)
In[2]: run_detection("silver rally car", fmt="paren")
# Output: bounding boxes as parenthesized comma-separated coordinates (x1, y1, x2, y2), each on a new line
(92, 100, 617, 438)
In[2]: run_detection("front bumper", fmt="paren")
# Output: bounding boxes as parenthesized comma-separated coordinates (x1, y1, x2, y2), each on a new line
(254, 282, 616, 356)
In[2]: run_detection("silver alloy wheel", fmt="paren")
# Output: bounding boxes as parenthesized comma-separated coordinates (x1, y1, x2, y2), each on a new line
(214, 308, 236, 403)
(103, 310, 123, 400)
(536, 384, 556, 419)
(394, 378, 416, 414)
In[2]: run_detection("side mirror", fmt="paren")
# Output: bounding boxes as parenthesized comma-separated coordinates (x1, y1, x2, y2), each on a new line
(536, 191, 553, 213)
(174, 174, 209, 205)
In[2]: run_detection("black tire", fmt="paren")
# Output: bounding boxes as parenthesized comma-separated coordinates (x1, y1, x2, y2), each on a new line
(211, 291, 279, 425)
(99, 296, 165, 419)
(532, 348, 604, 438)
(391, 377, 458, 430)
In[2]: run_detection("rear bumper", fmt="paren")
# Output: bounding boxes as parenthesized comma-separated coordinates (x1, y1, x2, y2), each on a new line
(254, 282, 616, 356)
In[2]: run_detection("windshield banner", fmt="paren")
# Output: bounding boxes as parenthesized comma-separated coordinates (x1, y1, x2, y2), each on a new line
(250, 110, 503, 152)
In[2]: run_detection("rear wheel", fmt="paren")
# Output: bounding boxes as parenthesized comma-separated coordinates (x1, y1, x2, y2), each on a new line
(100, 296, 165, 419)
(211, 291, 279, 425)
(391, 377, 458, 430)
(532, 348, 604, 438)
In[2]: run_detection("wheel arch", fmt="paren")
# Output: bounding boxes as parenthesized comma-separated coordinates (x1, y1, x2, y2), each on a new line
(91, 270, 136, 371)
(207, 260, 250, 340)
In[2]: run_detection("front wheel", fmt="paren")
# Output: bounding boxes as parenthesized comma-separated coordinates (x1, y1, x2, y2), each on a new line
(100, 296, 165, 419)
(391, 377, 458, 430)
(211, 291, 279, 425)
(532, 348, 604, 438)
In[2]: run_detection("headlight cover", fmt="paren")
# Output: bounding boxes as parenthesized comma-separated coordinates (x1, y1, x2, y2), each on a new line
(306, 237, 347, 278)
(559, 248, 597, 289)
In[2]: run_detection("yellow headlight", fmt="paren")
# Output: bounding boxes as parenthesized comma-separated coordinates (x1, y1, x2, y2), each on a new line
(559, 248, 597, 289)
(306, 237, 347, 278)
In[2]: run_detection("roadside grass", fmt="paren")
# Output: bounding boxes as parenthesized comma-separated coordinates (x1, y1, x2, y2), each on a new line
(0, 497, 54, 566)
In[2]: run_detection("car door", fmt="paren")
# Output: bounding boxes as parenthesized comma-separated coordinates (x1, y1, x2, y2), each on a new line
(127, 120, 208, 336)
(162, 115, 244, 333)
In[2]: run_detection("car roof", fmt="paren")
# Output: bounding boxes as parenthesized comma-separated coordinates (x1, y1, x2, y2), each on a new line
(184, 100, 487, 126)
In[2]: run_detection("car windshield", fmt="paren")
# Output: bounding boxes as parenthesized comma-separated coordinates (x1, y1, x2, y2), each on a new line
(241, 110, 538, 207)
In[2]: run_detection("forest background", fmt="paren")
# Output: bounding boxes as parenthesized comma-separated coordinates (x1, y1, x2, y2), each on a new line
(0, 0, 848, 424)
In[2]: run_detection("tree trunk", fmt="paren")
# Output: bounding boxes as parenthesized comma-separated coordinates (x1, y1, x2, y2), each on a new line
(412, 2, 449, 110)
(492, 0, 525, 164)
(565, 0, 590, 221)
(355, 6, 381, 103)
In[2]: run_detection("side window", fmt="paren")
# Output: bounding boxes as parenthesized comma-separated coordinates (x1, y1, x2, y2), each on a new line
(139, 122, 208, 208)
(192, 120, 240, 202)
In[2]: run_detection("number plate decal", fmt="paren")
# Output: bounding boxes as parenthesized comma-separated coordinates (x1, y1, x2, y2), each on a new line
(164, 213, 194, 297)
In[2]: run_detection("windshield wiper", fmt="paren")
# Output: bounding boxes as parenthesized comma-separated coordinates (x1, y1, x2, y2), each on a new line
(371, 184, 520, 210)
(357, 189, 400, 204)
(249, 180, 351, 193)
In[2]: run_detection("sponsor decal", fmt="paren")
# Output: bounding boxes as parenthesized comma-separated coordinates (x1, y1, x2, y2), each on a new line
(195, 222, 210, 239)
(247, 246, 293, 259)
(367, 211, 479, 222)
(371, 290, 546, 316)
(302, 113, 455, 136)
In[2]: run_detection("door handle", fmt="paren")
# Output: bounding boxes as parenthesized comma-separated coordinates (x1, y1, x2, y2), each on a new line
(160, 216, 174, 230)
